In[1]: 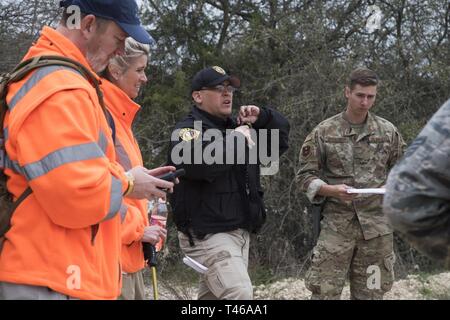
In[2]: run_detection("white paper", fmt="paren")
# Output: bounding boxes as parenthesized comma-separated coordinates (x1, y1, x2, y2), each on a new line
(346, 188, 386, 194)
(183, 255, 208, 274)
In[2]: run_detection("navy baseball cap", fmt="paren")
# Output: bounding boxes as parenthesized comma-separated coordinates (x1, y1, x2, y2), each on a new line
(60, 0, 154, 45)
(191, 66, 241, 93)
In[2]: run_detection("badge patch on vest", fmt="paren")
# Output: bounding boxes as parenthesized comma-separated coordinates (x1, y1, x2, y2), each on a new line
(212, 66, 226, 75)
(179, 128, 201, 142)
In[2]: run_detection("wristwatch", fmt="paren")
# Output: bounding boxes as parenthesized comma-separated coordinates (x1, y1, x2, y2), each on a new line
(124, 171, 135, 196)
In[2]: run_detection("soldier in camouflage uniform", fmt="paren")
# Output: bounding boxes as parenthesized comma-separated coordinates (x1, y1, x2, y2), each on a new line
(383, 99, 450, 268)
(297, 68, 406, 299)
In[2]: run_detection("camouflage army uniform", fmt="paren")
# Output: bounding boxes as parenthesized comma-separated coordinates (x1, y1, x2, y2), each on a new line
(297, 111, 405, 299)
(383, 99, 450, 268)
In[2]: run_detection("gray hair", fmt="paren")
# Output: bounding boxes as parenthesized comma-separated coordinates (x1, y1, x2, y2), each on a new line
(109, 37, 150, 73)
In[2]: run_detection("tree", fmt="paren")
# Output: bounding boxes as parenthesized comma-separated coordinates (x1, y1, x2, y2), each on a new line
(0, 0, 60, 72)
(139, 0, 449, 277)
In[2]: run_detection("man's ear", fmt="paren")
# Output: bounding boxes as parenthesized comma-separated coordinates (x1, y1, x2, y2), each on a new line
(80, 14, 97, 40)
(344, 86, 351, 99)
(192, 91, 202, 104)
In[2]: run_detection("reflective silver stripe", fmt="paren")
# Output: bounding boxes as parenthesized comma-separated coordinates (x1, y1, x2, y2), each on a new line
(22, 142, 105, 181)
(4, 156, 25, 175)
(8, 66, 80, 111)
(98, 131, 108, 154)
(102, 175, 123, 222)
(3, 133, 107, 177)
(4, 128, 8, 140)
(119, 204, 128, 223)
(4, 66, 104, 177)
(115, 138, 132, 171)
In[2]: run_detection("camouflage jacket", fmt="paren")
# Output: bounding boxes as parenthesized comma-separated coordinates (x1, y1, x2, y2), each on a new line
(297, 111, 405, 240)
(383, 99, 450, 266)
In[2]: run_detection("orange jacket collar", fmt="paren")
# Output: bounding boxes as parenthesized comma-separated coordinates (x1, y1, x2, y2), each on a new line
(26, 26, 100, 82)
(101, 78, 141, 127)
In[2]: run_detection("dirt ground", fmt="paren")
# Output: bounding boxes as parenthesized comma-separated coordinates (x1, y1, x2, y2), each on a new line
(253, 272, 450, 300)
(146, 272, 450, 300)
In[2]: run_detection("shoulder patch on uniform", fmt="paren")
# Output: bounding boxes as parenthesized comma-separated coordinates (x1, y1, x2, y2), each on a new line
(179, 128, 201, 142)
(302, 145, 312, 157)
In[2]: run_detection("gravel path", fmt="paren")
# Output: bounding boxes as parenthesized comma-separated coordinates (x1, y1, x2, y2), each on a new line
(146, 272, 450, 300)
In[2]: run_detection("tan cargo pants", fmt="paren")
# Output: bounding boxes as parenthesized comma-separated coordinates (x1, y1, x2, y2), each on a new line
(119, 270, 145, 300)
(178, 229, 253, 300)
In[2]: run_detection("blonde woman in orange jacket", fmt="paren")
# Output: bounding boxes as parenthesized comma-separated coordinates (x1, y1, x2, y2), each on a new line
(101, 38, 167, 300)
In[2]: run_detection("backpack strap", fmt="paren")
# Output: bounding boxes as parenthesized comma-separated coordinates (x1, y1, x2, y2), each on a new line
(104, 108, 116, 144)
(9, 186, 32, 214)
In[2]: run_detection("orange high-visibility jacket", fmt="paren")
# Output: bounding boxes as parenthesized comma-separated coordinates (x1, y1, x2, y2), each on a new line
(101, 79, 148, 273)
(0, 27, 129, 300)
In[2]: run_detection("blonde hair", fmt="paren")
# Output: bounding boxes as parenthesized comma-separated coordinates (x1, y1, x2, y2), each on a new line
(105, 37, 150, 77)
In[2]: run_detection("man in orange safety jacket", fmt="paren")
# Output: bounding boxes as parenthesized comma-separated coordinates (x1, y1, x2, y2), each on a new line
(0, 0, 174, 300)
